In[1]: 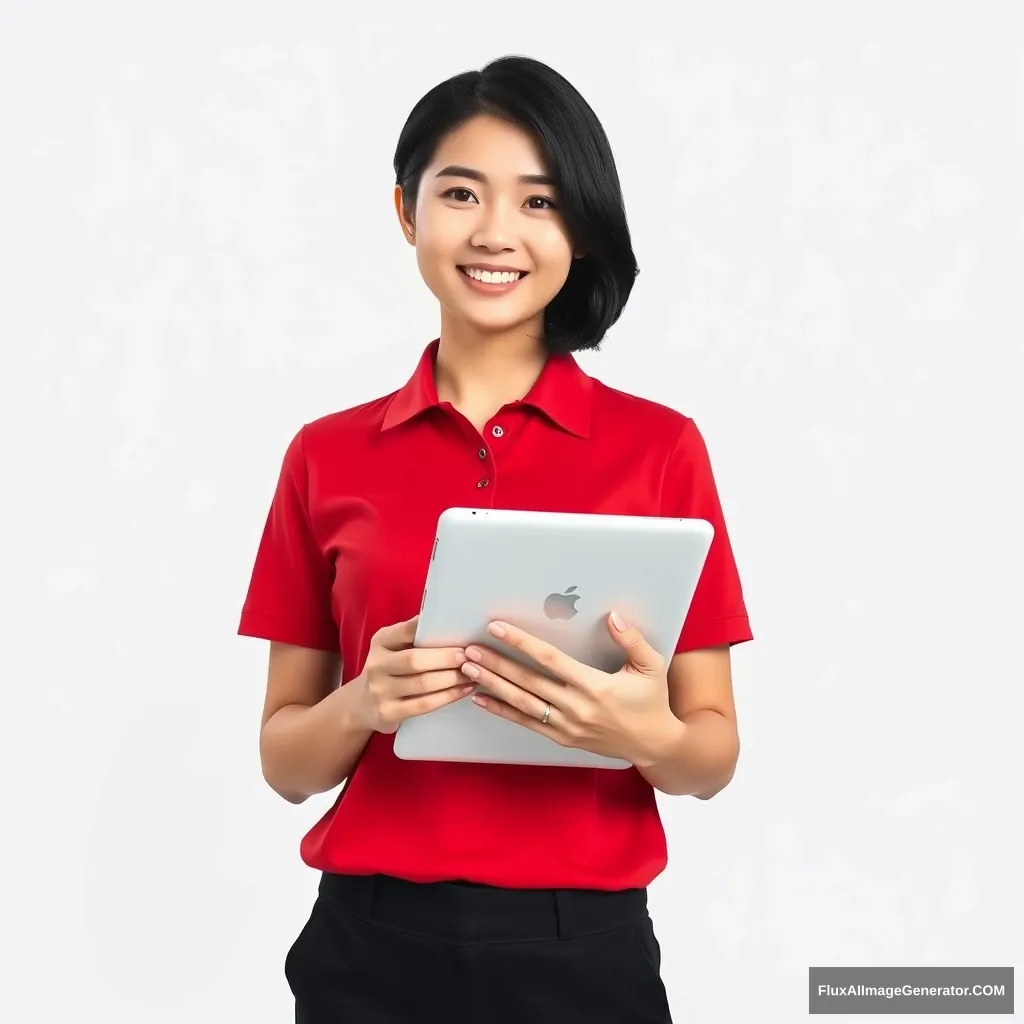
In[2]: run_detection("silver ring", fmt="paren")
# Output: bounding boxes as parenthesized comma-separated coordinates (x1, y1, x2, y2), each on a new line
(540, 703, 552, 726)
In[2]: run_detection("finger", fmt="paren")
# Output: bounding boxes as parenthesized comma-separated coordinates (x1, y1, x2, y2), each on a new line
(460, 663, 551, 720)
(470, 691, 567, 743)
(376, 615, 419, 651)
(389, 646, 467, 676)
(395, 680, 477, 720)
(393, 669, 469, 698)
(607, 611, 664, 675)
(461, 649, 574, 709)
(483, 621, 588, 686)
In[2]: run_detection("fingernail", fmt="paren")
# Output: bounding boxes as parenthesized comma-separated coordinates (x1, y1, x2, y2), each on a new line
(464, 646, 483, 662)
(471, 694, 488, 707)
(461, 663, 480, 679)
(487, 622, 506, 638)
(610, 610, 625, 631)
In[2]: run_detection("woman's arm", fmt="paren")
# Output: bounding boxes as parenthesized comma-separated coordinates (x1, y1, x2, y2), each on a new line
(258, 642, 373, 804)
(636, 645, 741, 798)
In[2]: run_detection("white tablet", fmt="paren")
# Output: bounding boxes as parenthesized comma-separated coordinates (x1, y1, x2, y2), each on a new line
(392, 507, 713, 770)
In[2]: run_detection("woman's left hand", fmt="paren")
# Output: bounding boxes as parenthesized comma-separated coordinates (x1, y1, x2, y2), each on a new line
(459, 612, 681, 767)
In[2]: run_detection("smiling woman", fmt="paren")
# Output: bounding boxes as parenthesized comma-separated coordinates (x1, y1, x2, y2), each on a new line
(238, 53, 752, 1024)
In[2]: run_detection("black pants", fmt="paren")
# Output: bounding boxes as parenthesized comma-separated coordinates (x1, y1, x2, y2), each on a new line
(285, 872, 673, 1023)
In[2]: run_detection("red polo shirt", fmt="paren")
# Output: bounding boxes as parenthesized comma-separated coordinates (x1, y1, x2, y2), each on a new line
(238, 340, 752, 890)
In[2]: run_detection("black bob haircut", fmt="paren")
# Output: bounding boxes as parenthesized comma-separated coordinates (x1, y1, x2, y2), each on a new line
(393, 55, 639, 355)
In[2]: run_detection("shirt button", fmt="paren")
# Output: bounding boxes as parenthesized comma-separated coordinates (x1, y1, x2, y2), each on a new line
(491, 425, 504, 438)
(478, 447, 488, 460)
(477, 478, 489, 488)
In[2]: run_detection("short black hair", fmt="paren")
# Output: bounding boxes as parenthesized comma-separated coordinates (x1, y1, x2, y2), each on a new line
(393, 55, 639, 355)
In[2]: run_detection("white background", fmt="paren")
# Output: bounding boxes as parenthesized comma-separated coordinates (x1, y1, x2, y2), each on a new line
(2, 3, 1021, 1021)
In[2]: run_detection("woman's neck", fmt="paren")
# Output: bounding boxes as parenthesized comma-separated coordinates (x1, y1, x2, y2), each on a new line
(433, 319, 548, 432)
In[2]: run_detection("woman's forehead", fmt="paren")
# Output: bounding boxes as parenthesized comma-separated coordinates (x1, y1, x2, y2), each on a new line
(429, 115, 552, 181)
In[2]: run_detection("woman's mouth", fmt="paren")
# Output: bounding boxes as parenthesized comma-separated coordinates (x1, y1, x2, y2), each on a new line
(457, 265, 528, 295)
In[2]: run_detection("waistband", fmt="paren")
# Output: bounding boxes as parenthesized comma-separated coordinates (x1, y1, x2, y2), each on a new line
(317, 872, 649, 943)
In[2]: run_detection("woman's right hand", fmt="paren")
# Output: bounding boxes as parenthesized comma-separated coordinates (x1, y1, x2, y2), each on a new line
(353, 615, 473, 734)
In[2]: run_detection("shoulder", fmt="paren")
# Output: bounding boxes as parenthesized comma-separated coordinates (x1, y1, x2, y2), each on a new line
(587, 378, 720, 492)
(286, 391, 398, 463)
(265, 390, 399, 489)
(589, 377, 694, 447)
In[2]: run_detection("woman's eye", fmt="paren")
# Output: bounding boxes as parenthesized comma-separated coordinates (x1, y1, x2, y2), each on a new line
(443, 187, 476, 203)
(525, 196, 557, 210)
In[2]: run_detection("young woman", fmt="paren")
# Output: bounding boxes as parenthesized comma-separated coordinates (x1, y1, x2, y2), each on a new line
(239, 55, 752, 1023)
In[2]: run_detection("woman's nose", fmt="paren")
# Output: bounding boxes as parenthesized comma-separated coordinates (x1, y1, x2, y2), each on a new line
(469, 202, 516, 252)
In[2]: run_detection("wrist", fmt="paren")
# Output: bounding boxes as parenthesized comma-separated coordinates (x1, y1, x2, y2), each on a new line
(337, 672, 373, 734)
(631, 711, 686, 768)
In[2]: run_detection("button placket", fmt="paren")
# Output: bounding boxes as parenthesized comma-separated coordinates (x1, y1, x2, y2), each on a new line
(475, 444, 491, 490)
(475, 418, 507, 498)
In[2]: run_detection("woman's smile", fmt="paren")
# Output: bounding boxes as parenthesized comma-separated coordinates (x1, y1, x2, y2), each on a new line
(457, 263, 529, 295)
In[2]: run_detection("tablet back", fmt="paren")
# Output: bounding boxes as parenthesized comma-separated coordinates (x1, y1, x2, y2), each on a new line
(393, 507, 714, 769)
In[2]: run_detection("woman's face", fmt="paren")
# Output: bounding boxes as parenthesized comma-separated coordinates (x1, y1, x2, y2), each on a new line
(397, 115, 576, 338)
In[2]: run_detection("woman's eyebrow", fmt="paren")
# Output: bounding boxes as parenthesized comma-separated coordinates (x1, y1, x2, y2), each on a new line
(434, 164, 556, 187)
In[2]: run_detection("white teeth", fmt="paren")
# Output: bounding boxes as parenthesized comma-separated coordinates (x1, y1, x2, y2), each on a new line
(463, 267, 521, 284)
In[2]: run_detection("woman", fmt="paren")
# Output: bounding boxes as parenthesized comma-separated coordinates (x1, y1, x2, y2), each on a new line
(239, 55, 752, 1023)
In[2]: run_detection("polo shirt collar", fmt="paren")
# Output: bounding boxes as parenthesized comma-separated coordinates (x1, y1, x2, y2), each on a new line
(381, 339, 592, 438)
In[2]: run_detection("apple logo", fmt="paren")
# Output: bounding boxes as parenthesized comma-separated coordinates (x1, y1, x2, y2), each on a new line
(544, 585, 580, 620)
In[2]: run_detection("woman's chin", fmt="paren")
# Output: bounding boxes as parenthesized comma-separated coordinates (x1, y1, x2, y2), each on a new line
(449, 302, 539, 335)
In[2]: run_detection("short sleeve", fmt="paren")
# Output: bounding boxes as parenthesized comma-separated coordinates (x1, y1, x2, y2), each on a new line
(662, 419, 752, 653)
(237, 426, 340, 653)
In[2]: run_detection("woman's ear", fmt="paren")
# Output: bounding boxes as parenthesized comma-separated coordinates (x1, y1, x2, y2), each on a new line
(394, 185, 416, 246)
